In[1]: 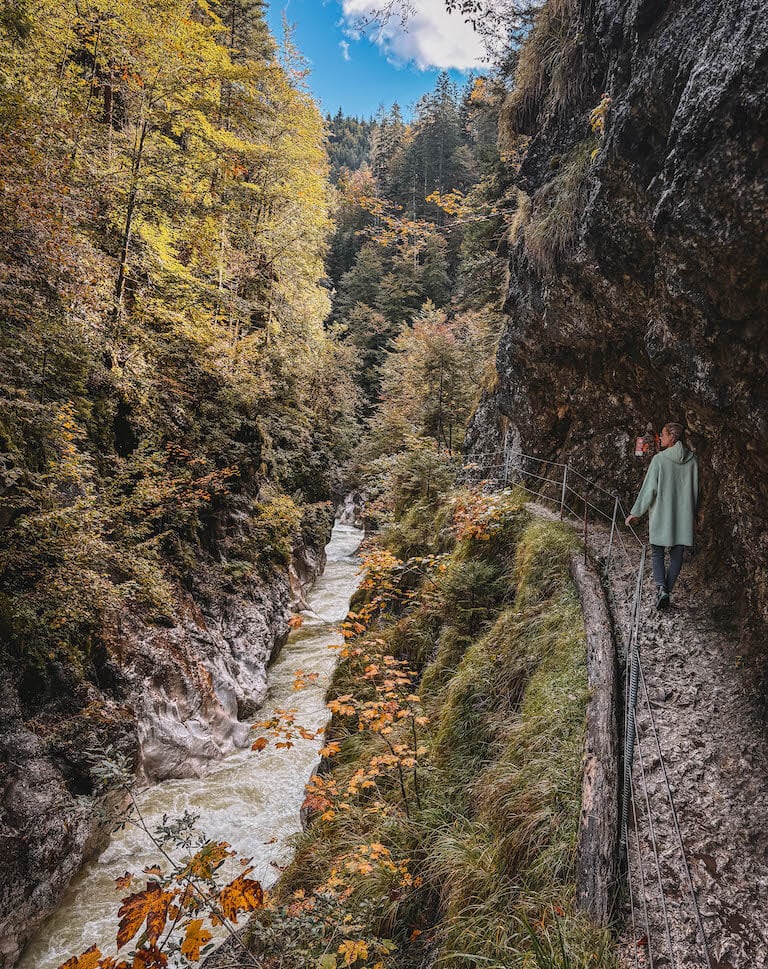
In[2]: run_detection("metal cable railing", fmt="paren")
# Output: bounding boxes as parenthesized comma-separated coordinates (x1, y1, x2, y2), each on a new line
(460, 443, 712, 968)
(639, 664, 713, 969)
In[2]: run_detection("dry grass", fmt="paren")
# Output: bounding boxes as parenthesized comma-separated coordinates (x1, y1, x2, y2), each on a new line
(246, 502, 619, 969)
(501, 0, 584, 135)
(507, 187, 532, 248)
(523, 140, 593, 270)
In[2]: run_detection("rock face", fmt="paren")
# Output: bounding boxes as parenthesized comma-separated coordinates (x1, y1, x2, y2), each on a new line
(128, 567, 292, 783)
(0, 677, 137, 968)
(0, 533, 329, 967)
(289, 538, 327, 613)
(467, 0, 768, 620)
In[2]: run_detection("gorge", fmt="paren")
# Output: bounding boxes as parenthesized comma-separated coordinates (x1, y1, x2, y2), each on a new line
(1, 0, 767, 967)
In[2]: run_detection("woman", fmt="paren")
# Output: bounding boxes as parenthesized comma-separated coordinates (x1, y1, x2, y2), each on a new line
(625, 422, 699, 609)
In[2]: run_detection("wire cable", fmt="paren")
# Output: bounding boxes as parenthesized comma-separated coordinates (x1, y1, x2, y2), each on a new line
(636, 724, 678, 968)
(630, 770, 655, 969)
(639, 663, 713, 969)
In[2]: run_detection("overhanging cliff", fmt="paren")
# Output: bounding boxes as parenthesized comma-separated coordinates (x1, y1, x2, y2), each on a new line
(466, 0, 768, 620)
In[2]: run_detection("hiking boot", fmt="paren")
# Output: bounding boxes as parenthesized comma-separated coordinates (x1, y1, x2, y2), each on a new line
(656, 588, 670, 610)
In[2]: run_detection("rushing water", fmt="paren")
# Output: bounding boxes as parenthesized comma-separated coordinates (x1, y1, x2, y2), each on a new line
(20, 522, 363, 969)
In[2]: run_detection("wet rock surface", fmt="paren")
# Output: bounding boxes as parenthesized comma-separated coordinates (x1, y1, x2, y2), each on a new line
(0, 678, 137, 968)
(465, 1, 768, 956)
(129, 567, 292, 782)
(466, 0, 768, 622)
(336, 491, 365, 531)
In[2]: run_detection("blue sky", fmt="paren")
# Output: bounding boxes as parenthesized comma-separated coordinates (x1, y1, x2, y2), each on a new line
(266, 0, 487, 118)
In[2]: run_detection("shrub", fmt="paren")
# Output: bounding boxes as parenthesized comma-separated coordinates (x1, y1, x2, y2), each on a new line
(250, 504, 618, 969)
(247, 489, 303, 567)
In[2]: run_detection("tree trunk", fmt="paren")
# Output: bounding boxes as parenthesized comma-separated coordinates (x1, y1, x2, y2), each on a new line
(113, 119, 149, 323)
(569, 553, 620, 926)
(436, 366, 444, 453)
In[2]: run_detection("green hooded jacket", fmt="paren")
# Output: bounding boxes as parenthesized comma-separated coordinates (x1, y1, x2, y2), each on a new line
(630, 441, 699, 547)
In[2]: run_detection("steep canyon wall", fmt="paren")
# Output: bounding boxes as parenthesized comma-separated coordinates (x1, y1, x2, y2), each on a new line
(467, 0, 768, 621)
(0, 527, 329, 967)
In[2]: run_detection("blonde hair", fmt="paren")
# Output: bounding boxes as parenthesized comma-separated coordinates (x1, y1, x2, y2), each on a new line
(664, 422, 685, 443)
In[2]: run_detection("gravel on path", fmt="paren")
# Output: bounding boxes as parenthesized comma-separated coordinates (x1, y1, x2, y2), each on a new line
(528, 500, 768, 969)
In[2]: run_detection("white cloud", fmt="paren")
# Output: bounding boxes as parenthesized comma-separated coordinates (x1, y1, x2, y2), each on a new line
(339, 39, 352, 60)
(340, 0, 486, 71)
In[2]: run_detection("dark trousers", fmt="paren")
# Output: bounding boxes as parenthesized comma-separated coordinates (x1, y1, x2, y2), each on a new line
(651, 544, 685, 592)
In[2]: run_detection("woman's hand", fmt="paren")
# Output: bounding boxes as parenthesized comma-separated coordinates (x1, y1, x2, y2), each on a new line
(625, 514, 638, 526)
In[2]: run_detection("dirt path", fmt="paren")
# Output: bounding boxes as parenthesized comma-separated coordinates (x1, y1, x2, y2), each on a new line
(530, 502, 768, 969)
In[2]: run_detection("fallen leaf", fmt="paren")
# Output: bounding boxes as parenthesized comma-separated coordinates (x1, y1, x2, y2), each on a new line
(180, 919, 213, 961)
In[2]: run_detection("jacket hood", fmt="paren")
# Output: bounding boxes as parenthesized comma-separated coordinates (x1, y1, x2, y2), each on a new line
(662, 441, 695, 464)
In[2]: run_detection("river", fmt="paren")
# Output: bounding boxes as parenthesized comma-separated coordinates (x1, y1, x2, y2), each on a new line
(20, 522, 363, 969)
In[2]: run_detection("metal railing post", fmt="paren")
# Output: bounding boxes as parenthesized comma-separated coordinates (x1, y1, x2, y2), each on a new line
(606, 496, 619, 569)
(560, 462, 568, 519)
(621, 544, 647, 849)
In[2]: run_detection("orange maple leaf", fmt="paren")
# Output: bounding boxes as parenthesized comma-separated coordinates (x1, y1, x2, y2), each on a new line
(130, 946, 168, 968)
(115, 873, 132, 890)
(180, 919, 213, 961)
(57, 946, 102, 969)
(179, 842, 233, 880)
(215, 872, 264, 923)
(251, 737, 268, 752)
(117, 881, 176, 948)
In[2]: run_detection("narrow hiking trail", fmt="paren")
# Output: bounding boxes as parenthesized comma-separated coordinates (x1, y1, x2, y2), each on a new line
(565, 508, 768, 969)
(523, 498, 768, 968)
(626, 587, 768, 969)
